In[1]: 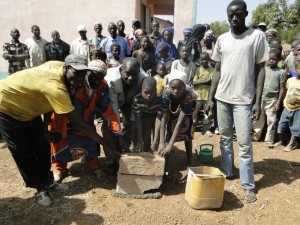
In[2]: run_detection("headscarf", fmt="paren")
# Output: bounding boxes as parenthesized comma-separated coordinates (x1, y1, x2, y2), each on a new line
(155, 27, 179, 59)
(204, 30, 214, 40)
(168, 69, 187, 85)
(183, 28, 193, 34)
(185, 24, 206, 47)
(134, 29, 144, 38)
(266, 29, 278, 37)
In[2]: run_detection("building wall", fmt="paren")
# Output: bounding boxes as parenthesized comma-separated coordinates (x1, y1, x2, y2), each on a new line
(0, 0, 141, 75)
(173, 0, 196, 45)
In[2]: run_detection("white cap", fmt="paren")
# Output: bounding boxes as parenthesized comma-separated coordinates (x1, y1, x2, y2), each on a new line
(258, 22, 266, 27)
(78, 25, 87, 32)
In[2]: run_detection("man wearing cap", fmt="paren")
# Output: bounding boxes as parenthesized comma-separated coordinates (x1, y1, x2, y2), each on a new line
(258, 22, 267, 33)
(49, 59, 125, 181)
(3, 28, 29, 75)
(0, 54, 116, 207)
(89, 22, 106, 49)
(100, 22, 130, 61)
(45, 30, 70, 62)
(71, 25, 91, 60)
(25, 25, 48, 67)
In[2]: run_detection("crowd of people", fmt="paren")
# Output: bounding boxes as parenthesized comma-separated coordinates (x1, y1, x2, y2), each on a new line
(0, 0, 299, 207)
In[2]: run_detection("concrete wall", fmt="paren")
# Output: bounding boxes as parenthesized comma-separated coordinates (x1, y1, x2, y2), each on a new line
(0, 0, 140, 75)
(173, 0, 196, 45)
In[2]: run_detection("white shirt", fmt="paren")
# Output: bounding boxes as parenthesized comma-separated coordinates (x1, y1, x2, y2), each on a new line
(105, 66, 147, 123)
(70, 38, 90, 59)
(211, 28, 268, 104)
(171, 60, 196, 86)
(25, 37, 48, 67)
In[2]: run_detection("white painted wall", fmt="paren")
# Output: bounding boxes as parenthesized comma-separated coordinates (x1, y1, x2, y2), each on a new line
(0, 0, 140, 74)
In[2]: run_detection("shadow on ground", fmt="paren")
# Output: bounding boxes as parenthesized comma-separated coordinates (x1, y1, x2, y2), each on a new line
(0, 196, 103, 225)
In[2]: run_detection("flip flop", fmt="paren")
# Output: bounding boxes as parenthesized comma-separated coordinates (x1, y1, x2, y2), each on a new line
(273, 141, 282, 148)
(266, 142, 274, 148)
(283, 145, 297, 152)
(244, 189, 257, 203)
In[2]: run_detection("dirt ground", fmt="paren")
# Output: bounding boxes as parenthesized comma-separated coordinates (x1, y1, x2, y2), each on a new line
(0, 126, 299, 225)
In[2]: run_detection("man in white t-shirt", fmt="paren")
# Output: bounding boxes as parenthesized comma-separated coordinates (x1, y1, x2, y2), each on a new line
(206, 0, 268, 203)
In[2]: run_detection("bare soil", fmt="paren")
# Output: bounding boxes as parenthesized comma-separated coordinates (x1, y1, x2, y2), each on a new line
(0, 127, 299, 225)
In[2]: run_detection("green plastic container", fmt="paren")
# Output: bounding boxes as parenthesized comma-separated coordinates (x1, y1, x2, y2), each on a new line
(195, 144, 214, 163)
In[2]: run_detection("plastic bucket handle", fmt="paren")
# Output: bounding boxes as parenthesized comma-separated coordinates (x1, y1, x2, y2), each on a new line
(192, 174, 223, 178)
(200, 144, 214, 151)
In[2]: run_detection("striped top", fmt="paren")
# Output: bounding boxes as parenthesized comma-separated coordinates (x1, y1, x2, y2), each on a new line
(132, 94, 162, 115)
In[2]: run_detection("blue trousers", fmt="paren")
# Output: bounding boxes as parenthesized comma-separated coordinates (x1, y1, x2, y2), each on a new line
(217, 101, 255, 190)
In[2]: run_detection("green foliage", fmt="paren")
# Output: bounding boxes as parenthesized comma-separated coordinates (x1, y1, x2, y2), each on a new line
(251, 0, 300, 43)
(279, 24, 300, 43)
(210, 21, 230, 37)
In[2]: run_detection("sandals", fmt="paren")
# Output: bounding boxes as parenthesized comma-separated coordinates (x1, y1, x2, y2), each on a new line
(47, 182, 69, 192)
(244, 189, 257, 203)
(266, 142, 274, 149)
(283, 143, 298, 152)
(36, 190, 52, 207)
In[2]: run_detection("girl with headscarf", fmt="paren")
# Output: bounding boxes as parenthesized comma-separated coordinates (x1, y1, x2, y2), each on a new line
(185, 24, 206, 62)
(156, 69, 197, 169)
(177, 27, 193, 53)
(155, 27, 179, 60)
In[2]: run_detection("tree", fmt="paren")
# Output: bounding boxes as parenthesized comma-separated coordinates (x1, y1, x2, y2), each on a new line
(210, 21, 230, 38)
(251, 0, 300, 43)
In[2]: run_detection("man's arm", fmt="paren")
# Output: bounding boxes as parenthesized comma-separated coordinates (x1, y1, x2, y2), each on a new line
(3, 53, 30, 61)
(252, 62, 266, 120)
(2, 44, 29, 61)
(205, 62, 221, 114)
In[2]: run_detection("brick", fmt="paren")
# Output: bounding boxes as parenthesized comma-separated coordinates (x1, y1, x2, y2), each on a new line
(119, 152, 165, 176)
(116, 173, 163, 194)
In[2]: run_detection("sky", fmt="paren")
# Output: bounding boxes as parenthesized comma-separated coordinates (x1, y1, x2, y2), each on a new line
(157, 0, 296, 25)
(197, 0, 271, 24)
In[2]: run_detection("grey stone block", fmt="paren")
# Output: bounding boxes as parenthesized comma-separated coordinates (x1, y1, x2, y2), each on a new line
(116, 173, 163, 194)
(119, 152, 165, 176)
